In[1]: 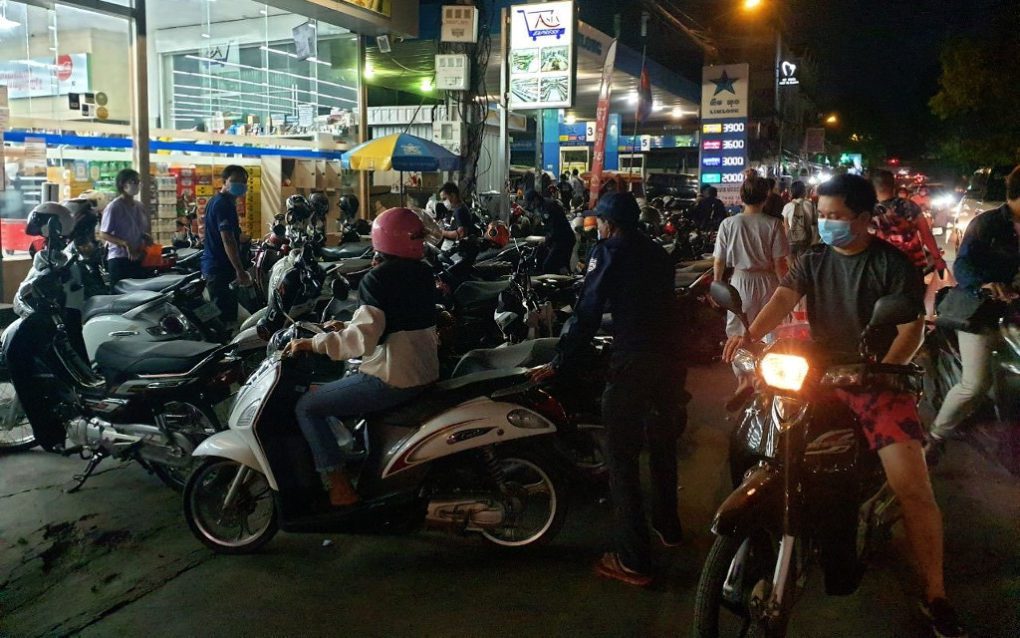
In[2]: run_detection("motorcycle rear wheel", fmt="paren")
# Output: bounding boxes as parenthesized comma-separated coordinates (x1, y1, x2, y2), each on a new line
(480, 447, 567, 549)
(184, 457, 278, 554)
(0, 381, 36, 453)
(693, 530, 786, 638)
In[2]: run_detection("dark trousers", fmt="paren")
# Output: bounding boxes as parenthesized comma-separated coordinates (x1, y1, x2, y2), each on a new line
(204, 272, 238, 325)
(107, 257, 144, 286)
(541, 239, 576, 275)
(601, 352, 688, 573)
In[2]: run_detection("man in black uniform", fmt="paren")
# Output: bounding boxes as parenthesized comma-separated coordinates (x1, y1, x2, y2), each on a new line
(532, 192, 686, 586)
(525, 189, 577, 274)
(439, 182, 480, 242)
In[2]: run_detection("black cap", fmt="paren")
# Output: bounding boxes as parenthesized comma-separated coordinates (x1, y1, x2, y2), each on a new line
(594, 192, 640, 226)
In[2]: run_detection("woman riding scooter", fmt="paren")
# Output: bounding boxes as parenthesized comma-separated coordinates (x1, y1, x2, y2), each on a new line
(284, 208, 439, 506)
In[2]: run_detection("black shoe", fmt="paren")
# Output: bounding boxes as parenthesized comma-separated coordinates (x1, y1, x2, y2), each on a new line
(925, 435, 947, 468)
(651, 521, 683, 547)
(920, 598, 968, 638)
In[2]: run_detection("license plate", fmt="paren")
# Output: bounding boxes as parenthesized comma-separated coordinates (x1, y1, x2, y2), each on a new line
(932, 227, 944, 236)
(194, 302, 221, 322)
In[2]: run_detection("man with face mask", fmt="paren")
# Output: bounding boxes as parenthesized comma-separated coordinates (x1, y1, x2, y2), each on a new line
(722, 174, 967, 638)
(531, 192, 687, 587)
(202, 165, 253, 330)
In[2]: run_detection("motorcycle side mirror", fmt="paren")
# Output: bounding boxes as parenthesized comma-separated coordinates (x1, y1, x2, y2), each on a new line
(331, 276, 350, 301)
(868, 294, 920, 328)
(709, 281, 743, 314)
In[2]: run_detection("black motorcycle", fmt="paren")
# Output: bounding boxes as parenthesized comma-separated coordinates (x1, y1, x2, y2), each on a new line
(693, 282, 923, 637)
(921, 290, 1020, 476)
(2, 221, 243, 490)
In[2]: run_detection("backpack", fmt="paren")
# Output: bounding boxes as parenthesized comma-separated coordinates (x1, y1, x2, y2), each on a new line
(787, 200, 811, 247)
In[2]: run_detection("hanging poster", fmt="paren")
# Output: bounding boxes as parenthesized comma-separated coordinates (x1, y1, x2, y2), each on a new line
(508, 1, 576, 110)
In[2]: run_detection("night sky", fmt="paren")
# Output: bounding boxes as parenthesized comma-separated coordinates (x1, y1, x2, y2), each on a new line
(784, 0, 1008, 157)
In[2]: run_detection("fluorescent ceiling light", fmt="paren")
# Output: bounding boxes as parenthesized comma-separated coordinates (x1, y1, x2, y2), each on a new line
(0, 15, 20, 30)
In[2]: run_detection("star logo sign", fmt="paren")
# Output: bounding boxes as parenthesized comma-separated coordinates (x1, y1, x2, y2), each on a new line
(711, 70, 737, 96)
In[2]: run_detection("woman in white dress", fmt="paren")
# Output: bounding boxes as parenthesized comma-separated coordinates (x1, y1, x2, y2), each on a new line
(713, 174, 790, 341)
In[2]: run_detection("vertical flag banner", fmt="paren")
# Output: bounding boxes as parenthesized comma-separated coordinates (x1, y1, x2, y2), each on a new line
(637, 64, 652, 123)
(588, 39, 618, 210)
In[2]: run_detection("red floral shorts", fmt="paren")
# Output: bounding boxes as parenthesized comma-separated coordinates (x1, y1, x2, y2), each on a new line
(831, 389, 925, 450)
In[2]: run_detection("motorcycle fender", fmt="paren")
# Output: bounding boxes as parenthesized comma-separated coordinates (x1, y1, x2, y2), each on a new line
(192, 430, 275, 490)
(381, 398, 556, 478)
(711, 464, 782, 537)
(239, 307, 267, 332)
(230, 325, 264, 352)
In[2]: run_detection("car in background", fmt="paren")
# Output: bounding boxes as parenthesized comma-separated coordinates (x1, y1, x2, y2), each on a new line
(949, 165, 1010, 249)
(644, 172, 698, 206)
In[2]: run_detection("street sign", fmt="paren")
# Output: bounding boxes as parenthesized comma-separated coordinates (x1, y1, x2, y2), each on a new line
(779, 60, 799, 87)
(700, 64, 749, 206)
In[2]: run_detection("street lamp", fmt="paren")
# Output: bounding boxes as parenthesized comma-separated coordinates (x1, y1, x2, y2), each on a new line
(825, 113, 838, 125)
(742, 0, 764, 10)
(740, 0, 784, 172)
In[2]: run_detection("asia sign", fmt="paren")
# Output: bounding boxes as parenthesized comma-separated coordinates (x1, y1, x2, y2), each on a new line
(0, 54, 90, 99)
(700, 64, 749, 206)
(508, 1, 575, 110)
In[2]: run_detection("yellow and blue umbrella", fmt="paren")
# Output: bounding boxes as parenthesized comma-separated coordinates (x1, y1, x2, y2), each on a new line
(341, 132, 461, 172)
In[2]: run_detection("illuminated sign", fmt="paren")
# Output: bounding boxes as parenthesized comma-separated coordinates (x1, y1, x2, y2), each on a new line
(508, 1, 576, 110)
(702, 173, 722, 184)
(702, 157, 721, 167)
(702, 123, 722, 134)
(779, 60, 799, 87)
(702, 140, 722, 151)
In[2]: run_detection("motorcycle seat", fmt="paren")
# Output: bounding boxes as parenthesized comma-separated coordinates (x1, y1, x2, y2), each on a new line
(472, 261, 514, 280)
(453, 280, 510, 310)
(374, 368, 530, 428)
(451, 339, 559, 378)
(113, 273, 190, 294)
(324, 258, 374, 275)
(320, 242, 372, 261)
(82, 291, 163, 323)
(94, 340, 220, 384)
(674, 272, 705, 289)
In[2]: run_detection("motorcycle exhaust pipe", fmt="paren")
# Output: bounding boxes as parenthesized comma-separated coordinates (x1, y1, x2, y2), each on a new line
(67, 417, 165, 450)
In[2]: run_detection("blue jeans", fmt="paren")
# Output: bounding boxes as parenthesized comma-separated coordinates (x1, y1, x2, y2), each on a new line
(295, 373, 425, 473)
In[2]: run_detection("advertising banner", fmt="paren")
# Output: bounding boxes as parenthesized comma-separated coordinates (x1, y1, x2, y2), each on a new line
(700, 64, 750, 206)
(0, 54, 90, 100)
(588, 38, 617, 209)
(508, 1, 576, 110)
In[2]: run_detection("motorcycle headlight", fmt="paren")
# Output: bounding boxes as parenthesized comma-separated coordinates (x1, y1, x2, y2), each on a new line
(759, 353, 810, 391)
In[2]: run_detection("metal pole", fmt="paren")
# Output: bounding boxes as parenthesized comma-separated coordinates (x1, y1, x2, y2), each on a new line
(498, 7, 510, 219)
(131, 0, 150, 217)
(356, 35, 370, 219)
(774, 27, 782, 175)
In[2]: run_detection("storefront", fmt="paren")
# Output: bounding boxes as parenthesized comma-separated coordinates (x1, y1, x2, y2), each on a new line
(0, 0, 418, 299)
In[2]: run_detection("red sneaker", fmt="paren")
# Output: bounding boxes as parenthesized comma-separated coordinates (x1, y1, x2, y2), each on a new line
(594, 552, 653, 587)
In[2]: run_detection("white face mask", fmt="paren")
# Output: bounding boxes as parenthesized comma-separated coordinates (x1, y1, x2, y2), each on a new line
(124, 183, 140, 197)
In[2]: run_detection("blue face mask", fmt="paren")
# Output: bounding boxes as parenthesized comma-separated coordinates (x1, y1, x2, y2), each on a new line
(817, 218, 857, 247)
(228, 182, 248, 197)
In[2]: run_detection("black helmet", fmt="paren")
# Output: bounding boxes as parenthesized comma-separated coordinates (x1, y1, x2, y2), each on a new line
(339, 194, 359, 219)
(639, 205, 661, 226)
(61, 199, 99, 240)
(309, 192, 330, 217)
(25, 202, 75, 238)
(285, 195, 313, 226)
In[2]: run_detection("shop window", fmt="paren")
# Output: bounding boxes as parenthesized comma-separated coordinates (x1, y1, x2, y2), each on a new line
(151, 1, 360, 147)
(0, 1, 132, 256)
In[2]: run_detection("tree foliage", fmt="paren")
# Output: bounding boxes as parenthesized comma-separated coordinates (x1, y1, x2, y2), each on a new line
(930, 25, 1020, 169)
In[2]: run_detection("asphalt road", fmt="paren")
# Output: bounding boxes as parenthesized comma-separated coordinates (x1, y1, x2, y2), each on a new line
(1, 362, 1018, 638)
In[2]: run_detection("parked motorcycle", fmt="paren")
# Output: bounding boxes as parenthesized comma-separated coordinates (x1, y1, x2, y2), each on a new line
(183, 321, 570, 554)
(693, 282, 922, 637)
(921, 291, 1020, 476)
(3, 216, 244, 490)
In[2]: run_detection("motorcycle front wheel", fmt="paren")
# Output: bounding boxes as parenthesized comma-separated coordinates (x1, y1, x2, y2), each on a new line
(693, 530, 787, 638)
(480, 447, 567, 549)
(184, 457, 278, 554)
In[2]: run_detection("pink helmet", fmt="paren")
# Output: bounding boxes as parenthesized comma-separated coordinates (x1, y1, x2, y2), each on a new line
(371, 207, 426, 260)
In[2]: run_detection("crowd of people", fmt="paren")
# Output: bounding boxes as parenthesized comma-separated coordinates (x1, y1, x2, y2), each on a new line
(87, 160, 1020, 637)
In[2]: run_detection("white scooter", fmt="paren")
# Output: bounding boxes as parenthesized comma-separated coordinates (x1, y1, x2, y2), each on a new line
(183, 321, 570, 554)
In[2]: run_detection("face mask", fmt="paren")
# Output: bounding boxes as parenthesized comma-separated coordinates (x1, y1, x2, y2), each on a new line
(228, 182, 248, 197)
(817, 218, 857, 248)
(124, 183, 140, 197)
